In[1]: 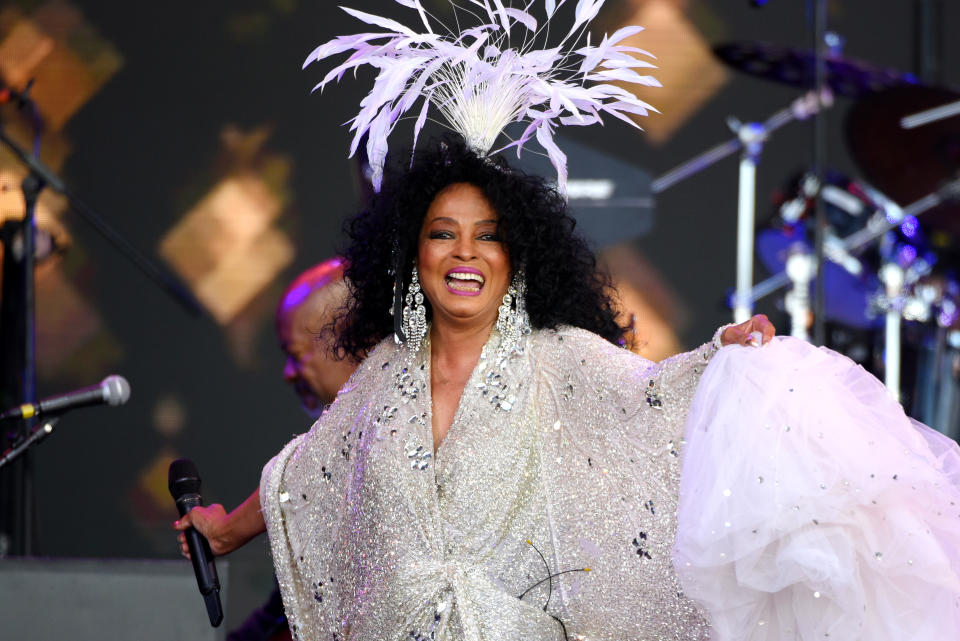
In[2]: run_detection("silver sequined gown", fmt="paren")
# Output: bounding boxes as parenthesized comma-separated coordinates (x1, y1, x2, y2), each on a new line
(262, 326, 717, 641)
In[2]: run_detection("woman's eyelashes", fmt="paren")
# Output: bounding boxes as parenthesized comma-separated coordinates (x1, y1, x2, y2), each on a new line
(427, 230, 500, 241)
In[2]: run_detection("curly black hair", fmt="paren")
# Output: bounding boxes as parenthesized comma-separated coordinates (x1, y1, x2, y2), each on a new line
(336, 136, 626, 360)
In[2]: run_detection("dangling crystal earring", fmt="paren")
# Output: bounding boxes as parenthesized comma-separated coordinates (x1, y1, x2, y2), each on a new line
(401, 264, 427, 353)
(495, 267, 531, 359)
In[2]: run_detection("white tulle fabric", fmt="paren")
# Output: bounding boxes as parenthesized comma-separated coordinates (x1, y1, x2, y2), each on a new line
(675, 337, 960, 640)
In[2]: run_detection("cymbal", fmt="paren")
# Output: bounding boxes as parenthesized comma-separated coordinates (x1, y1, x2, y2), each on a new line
(714, 41, 920, 98)
(846, 85, 960, 238)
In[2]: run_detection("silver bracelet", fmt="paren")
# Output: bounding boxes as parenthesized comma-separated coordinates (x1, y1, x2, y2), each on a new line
(712, 323, 736, 350)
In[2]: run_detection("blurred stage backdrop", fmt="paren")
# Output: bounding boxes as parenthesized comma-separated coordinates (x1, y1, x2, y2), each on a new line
(0, 0, 957, 629)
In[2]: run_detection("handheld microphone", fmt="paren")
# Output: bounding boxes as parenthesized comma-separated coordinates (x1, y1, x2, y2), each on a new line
(0, 375, 130, 421)
(168, 459, 223, 627)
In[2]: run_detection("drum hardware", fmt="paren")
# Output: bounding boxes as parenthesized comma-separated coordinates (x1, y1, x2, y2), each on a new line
(712, 41, 921, 99)
(784, 246, 815, 341)
(708, 22, 956, 431)
(750, 177, 960, 310)
(901, 99, 960, 129)
(878, 263, 906, 400)
(847, 86, 960, 237)
(872, 267, 960, 403)
(652, 89, 833, 323)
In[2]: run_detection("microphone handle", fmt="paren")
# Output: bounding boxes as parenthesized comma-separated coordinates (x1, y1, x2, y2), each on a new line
(38, 386, 106, 415)
(176, 494, 224, 626)
(0, 386, 104, 420)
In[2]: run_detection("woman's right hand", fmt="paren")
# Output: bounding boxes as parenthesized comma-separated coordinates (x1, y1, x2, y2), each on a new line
(172, 489, 266, 559)
(173, 504, 232, 558)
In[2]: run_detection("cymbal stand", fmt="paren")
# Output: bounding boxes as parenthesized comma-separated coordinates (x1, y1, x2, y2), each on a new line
(784, 246, 815, 341)
(731, 121, 764, 322)
(746, 176, 960, 306)
(652, 90, 833, 323)
(878, 262, 906, 400)
(901, 99, 960, 129)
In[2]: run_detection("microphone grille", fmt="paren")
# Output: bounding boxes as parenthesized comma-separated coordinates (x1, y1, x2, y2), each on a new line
(101, 375, 131, 406)
(168, 458, 201, 498)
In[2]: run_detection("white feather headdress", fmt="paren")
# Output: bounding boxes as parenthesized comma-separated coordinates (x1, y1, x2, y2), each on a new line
(305, 0, 659, 193)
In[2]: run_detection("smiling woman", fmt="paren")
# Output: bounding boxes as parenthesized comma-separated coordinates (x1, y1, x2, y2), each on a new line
(254, 135, 781, 641)
(335, 137, 626, 365)
(417, 183, 511, 327)
(249, 127, 960, 641)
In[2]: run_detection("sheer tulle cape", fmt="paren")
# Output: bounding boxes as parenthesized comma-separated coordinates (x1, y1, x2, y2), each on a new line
(675, 337, 960, 640)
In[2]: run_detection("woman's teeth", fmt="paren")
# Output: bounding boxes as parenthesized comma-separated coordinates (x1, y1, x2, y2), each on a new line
(446, 272, 484, 291)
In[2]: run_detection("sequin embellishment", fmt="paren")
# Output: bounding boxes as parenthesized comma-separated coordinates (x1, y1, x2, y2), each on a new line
(405, 440, 432, 470)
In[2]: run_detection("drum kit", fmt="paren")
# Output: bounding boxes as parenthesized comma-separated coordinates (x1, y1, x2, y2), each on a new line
(654, 37, 960, 436)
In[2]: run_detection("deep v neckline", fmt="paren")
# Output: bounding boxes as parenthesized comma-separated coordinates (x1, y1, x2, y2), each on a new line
(425, 334, 491, 460)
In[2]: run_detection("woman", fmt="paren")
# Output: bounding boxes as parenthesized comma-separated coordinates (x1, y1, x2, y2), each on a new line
(257, 138, 774, 640)
(180, 137, 960, 640)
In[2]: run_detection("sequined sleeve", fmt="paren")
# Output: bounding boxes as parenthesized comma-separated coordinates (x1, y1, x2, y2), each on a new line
(526, 327, 719, 639)
(259, 339, 395, 641)
(639, 340, 719, 428)
(533, 326, 720, 443)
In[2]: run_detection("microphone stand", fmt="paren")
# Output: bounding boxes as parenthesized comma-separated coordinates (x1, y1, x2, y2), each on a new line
(0, 124, 202, 317)
(0, 418, 59, 471)
(0, 86, 200, 555)
(0, 91, 44, 553)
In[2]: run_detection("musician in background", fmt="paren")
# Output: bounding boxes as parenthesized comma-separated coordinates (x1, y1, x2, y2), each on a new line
(176, 257, 357, 641)
(275, 258, 355, 420)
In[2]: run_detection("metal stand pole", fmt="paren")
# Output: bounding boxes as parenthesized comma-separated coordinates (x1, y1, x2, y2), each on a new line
(734, 124, 765, 322)
(901, 100, 960, 129)
(880, 263, 905, 400)
(0, 418, 58, 471)
(785, 248, 814, 341)
(17, 173, 41, 555)
(651, 90, 831, 322)
(811, 0, 829, 346)
(914, 0, 944, 85)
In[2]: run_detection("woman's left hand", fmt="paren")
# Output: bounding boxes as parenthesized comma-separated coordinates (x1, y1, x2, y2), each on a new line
(721, 314, 776, 347)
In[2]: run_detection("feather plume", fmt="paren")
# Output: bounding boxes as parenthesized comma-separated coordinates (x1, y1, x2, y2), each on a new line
(306, 0, 658, 193)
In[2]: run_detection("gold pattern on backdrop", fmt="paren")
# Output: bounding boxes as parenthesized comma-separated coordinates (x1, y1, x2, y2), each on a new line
(160, 125, 295, 364)
(0, 3, 123, 131)
(599, 243, 686, 361)
(611, 0, 728, 145)
(0, 3, 123, 383)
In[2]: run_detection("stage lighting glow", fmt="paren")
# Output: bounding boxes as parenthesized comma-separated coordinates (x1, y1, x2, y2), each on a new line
(900, 216, 919, 239)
